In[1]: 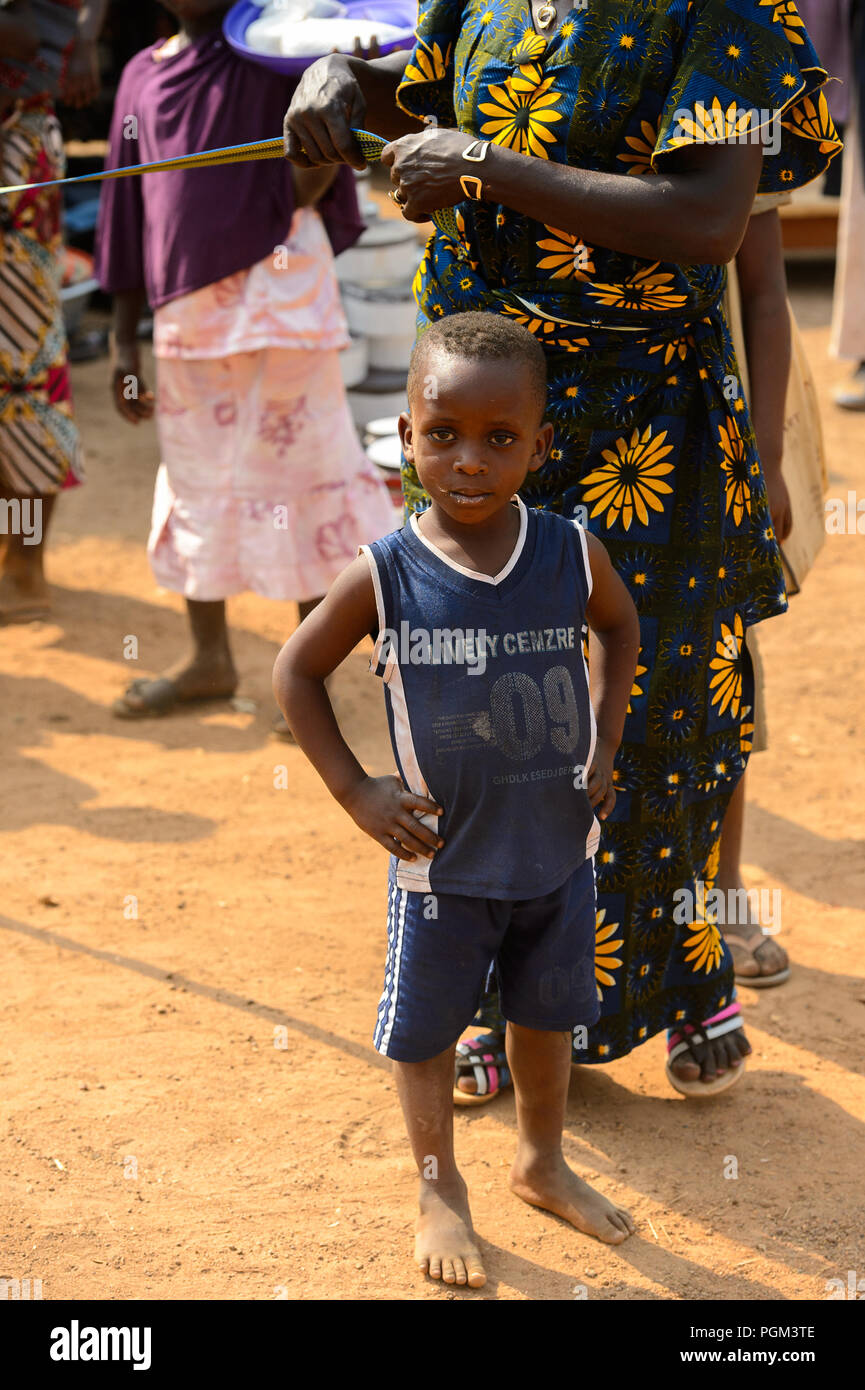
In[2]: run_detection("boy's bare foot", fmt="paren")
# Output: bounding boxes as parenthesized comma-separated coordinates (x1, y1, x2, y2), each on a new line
(415, 1175, 486, 1287)
(509, 1153, 635, 1245)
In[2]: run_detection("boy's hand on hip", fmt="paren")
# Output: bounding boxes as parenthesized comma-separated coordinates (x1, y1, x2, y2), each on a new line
(587, 741, 617, 821)
(341, 775, 444, 862)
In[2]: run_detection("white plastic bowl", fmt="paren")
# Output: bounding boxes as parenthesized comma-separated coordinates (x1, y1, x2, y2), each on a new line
(366, 434, 403, 469)
(339, 333, 369, 388)
(342, 282, 418, 337)
(364, 414, 401, 439)
(336, 220, 422, 286)
(368, 331, 415, 371)
(348, 386, 407, 427)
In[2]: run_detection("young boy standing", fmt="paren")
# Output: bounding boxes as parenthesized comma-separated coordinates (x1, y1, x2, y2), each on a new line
(273, 312, 641, 1288)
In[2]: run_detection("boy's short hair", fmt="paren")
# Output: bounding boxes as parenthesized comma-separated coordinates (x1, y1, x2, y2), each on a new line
(407, 311, 548, 417)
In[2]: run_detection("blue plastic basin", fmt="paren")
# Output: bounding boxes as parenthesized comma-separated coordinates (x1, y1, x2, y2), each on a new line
(223, 0, 416, 74)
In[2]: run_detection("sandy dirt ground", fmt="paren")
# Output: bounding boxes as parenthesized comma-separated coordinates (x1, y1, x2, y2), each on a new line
(1, 266, 863, 1303)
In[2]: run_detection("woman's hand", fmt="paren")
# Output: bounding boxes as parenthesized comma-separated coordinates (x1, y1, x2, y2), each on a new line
(284, 53, 368, 170)
(342, 774, 444, 862)
(381, 127, 480, 221)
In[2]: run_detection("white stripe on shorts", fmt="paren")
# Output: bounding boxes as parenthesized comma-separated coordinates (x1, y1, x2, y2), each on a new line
(373, 880, 398, 1050)
(376, 885, 408, 1056)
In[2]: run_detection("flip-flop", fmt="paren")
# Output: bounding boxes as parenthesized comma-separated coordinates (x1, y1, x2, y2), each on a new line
(665, 1004, 747, 1098)
(725, 929, 791, 988)
(111, 676, 235, 720)
(453, 1032, 512, 1107)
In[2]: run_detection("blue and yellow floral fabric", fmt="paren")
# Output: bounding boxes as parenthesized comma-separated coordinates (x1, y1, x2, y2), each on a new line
(394, 0, 839, 1063)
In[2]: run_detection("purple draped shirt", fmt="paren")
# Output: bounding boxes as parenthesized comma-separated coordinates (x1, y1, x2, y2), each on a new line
(94, 32, 363, 309)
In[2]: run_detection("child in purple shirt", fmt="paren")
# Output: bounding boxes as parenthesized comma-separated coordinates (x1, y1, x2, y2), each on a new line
(95, 0, 393, 723)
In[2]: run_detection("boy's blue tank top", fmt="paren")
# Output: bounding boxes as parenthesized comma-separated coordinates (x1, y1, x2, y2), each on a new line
(362, 498, 599, 899)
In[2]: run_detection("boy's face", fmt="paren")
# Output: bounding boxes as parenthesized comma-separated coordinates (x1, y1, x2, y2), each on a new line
(399, 350, 553, 526)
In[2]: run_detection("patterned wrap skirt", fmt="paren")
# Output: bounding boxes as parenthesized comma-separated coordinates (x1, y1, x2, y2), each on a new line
(0, 99, 82, 496)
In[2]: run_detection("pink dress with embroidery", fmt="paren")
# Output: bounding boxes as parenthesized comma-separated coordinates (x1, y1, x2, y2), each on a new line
(148, 207, 393, 602)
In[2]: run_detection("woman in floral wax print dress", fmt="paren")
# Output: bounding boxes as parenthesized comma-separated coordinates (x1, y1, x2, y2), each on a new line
(284, 0, 840, 1102)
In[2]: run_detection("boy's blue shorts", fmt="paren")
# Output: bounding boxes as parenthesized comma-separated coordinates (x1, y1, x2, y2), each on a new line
(373, 857, 599, 1063)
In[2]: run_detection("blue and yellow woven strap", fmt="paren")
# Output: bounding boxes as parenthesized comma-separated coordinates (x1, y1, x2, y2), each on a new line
(0, 126, 460, 238)
(0, 135, 286, 196)
(355, 128, 459, 238)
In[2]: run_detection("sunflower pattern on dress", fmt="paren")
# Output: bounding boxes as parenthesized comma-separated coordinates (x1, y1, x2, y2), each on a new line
(393, 0, 840, 1062)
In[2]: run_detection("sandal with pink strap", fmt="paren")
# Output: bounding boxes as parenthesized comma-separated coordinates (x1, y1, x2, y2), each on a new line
(453, 1032, 512, 1107)
(666, 1003, 748, 1098)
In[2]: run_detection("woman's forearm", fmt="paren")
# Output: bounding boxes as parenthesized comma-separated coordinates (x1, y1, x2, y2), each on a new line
(481, 139, 763, 266)
(741, 293, 790, 471)
(346, 50, 420, 139)
(735, 212, 790, 472)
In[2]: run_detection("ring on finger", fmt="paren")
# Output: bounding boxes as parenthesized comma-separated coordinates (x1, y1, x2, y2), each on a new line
(388, 187, 407, 207)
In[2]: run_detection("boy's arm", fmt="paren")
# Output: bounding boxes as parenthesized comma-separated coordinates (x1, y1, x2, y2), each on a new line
(291, 163, 339, 207)
(583, 532, 641, 820)
(734, 209, 793, 541)
(272, 556, 443, 863)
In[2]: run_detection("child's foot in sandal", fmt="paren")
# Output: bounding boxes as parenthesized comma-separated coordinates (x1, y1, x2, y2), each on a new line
(666, 1004, 751, 1096)
(415, 1173, 486, 1287)
(453, 1031, 511, 1106)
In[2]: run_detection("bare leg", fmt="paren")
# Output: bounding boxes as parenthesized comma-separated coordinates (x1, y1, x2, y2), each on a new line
(507, 1023, 635, 1244)
(716, 770, 789, 983)
(171, 598, 238, 694)
(718, 765, 756, 891)
(834, 360, 865, 410)
(0, 492, 55, 620)
(393, 1046, 486, 1288)
(116, 597, 237, 713)
(668, 773, 758, 1085)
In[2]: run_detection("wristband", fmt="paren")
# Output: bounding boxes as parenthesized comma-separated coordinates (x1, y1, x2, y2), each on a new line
(459, 139, 490, 201)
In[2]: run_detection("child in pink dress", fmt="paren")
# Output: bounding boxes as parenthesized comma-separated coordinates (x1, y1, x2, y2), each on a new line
(94, 2, 393, 723)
